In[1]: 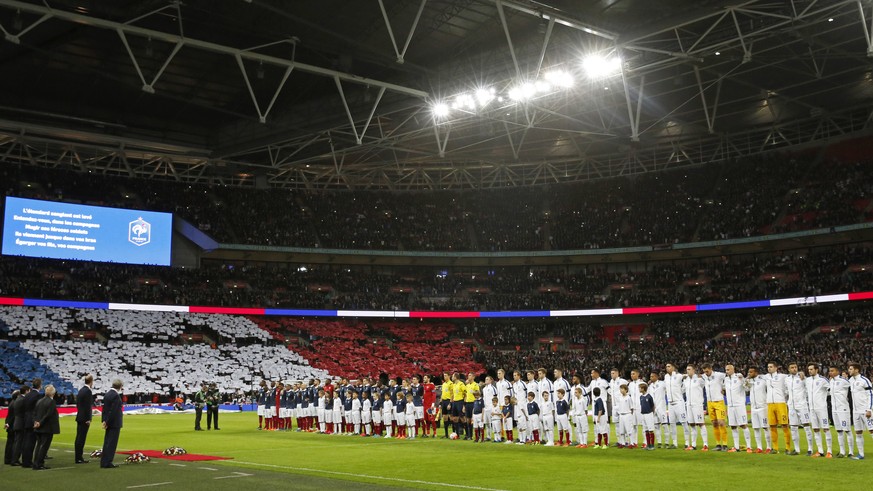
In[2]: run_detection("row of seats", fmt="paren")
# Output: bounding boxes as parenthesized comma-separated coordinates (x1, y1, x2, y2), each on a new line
(2, 245, 872, 312)
(3, 149, 873, 252)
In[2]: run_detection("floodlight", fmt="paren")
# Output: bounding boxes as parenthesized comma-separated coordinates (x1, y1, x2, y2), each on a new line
(582, 55, 621, 79)
(432, 102, 450, 118)
(475, 87, 495, 106)
(544, 69, 574, 88)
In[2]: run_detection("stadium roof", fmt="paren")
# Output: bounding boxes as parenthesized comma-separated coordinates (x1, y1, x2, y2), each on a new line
(1, 0, 872, 189)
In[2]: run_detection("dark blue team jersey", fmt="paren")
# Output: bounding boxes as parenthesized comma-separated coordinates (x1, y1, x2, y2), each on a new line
(372, 397, 383, 411)
(395, 398, 407, 412)
(527, 401, 539, 416)
(594, 398, 605, 416)
(410, 384, 424, 406)
(343, 397, 353, 411)
(555, 399, 569, 415)
(640, 394, 655, 414)
(502, 404, 513, 419)
(472, 399, 485, 414)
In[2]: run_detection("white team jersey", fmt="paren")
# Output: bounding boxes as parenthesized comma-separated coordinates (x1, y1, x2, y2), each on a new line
(538, 378, 554, 404)
(317, 396, 326, 410)
(702, 371, 726, 403)
(513, 380, 528, 402)
(628, 379, 643, 410)
(491, 409, 503, 422)
(683, 375, 705, 406)
(763, 373, 788, 403)
(588, 378, 609, 404)
(352, 398, 361, 412)
(615, 394, 632, 414)
(649, 380, 667, 411)
(496, 379, 513, 403)
(786, 374, 809, 410)
(664, 372, 685, 405)
(571, 395, 587, 417)
(482, 384, 497, 409)
(362, 399, 371, 412)
(609, 377, 628, 410)
(724, 374, 747, 407)
(571, 384, 589, 408)
(527, 380, 540, 402)
(805, 375, 829, 413)
(849, 374, 873, 413)
(541, 400, 555, 421)
(332, 398, 342, 411)
(828, 377, 851, 413)
(553, 377, 572, 402)
(746, 376, 768, 409)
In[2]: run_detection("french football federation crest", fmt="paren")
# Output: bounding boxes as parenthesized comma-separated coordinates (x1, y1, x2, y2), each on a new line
(128, 217, 151, 246)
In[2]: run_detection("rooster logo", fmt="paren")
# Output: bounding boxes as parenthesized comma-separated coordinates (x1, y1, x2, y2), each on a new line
(128, 217, 151, 246)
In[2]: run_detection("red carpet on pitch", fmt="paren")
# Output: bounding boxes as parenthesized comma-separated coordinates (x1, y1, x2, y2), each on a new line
(119, 450, 232, 461)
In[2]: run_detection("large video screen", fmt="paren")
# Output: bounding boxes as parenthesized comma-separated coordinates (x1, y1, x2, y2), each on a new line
(2, 196, 172, 266)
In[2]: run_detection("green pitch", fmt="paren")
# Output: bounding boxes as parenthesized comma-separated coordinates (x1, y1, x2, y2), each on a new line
(1, 412, 868, 490)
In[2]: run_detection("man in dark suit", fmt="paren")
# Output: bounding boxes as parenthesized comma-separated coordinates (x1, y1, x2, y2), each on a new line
(9, 386, 29, 466)
(75, 374, 94, 464)
(100, 379, 124, 468)
(4, 389, 20, 465)
(32, 384, 60, 470)
(20, 378, 42, 468)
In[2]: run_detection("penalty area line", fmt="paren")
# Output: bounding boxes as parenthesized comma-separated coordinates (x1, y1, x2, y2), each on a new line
(230, 461, 509, 491)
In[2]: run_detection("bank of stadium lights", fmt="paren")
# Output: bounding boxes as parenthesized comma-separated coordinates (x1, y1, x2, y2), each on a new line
(431, 69, 575, 118)
(581, 54, 622, 79)
(431, 55, 620, 118)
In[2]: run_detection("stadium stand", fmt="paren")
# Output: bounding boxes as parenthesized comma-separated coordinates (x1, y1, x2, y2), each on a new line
(3, 150, 873, 252)
(2, 244, 872, 311)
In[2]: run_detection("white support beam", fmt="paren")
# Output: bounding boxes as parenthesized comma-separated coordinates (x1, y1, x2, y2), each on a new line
(378, 0, 427, 64)
(730, 9, 752, 63)
(498, 0, 617, 40)
(693, 66, 715, 134)
(0, 11, 49, 44)
(534, 17, 556, 78)
(857, 0, 873, 56)
(0, 0, 428, 99)
(495, 0, 522, 78)
(433, 123, 451, 158)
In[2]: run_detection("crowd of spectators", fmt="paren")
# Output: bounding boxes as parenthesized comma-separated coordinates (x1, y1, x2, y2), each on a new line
(3, 149, 872, 253)
(2, 244, 871, 311)
(475, 306, 873, 381)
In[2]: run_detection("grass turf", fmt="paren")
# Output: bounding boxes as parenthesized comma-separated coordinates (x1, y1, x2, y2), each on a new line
(1, 412, 869, 490)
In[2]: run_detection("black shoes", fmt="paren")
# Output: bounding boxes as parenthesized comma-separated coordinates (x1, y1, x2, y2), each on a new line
(75, 459, 90, 464)
(101, 463, 119, 468)
(32, 466, 50, 470)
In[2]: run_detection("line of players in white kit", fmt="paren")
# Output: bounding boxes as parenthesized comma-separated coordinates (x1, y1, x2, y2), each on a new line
(253, 362, 873, 460)
(597, 361, 872, 459)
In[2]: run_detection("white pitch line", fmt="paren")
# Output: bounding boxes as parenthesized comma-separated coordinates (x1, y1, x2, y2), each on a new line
(42, 466, 74, 472)
(168, 463, 187, 467)
(214, 472, 253, 480)
(198, 466, 218, 471)
(230, 461, 509, 491)
(126, 482, 173, 489)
